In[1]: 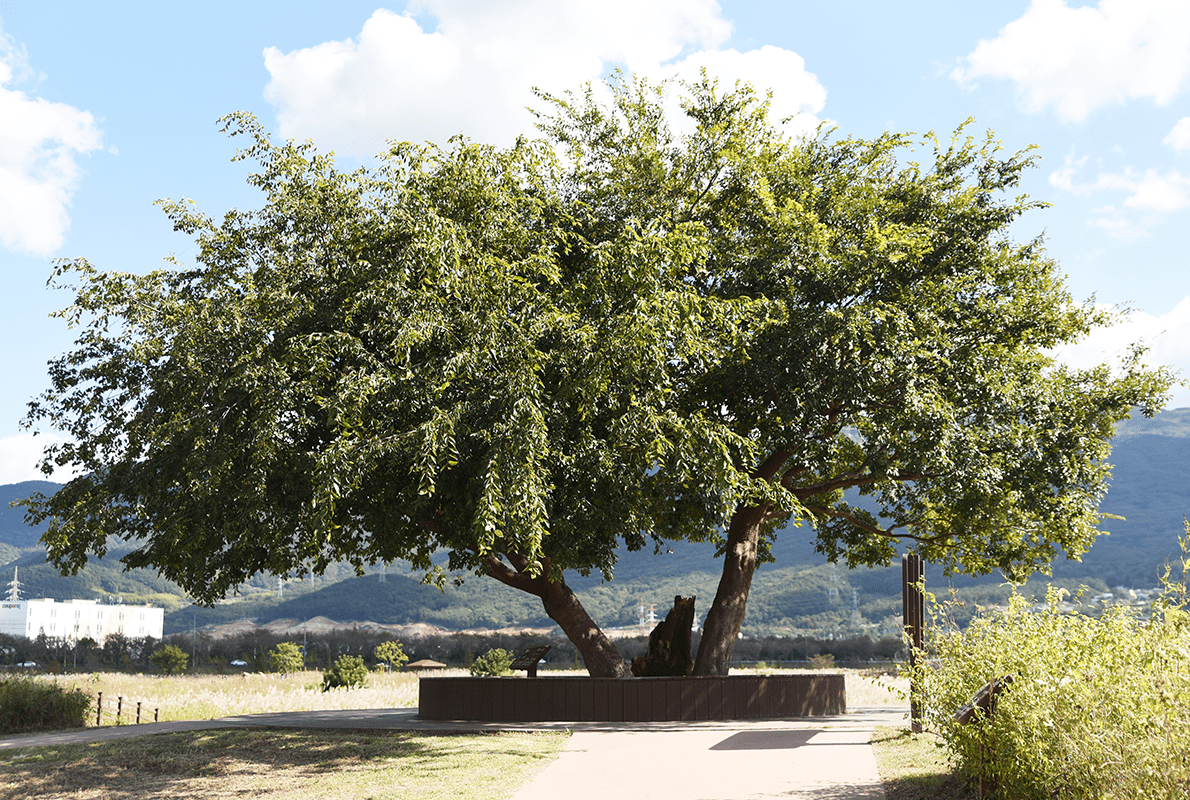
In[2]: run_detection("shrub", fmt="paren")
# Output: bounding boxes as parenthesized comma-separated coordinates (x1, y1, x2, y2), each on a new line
(268, 642, 305, 675)
(469, 648, 513, 676)
(919, 584, 1190, 800)
(148, 644, 190, 675)
(807, 653, 835, 670)
(322, 655, 368, 691)
(0, 677, 92, 734)
(374, 640, 409, 671)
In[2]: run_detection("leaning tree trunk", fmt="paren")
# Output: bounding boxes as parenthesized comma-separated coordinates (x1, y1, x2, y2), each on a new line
(482, 553, 631, 678)
(539, 578, 632, 677)
(693, 448, 791, 677)
(692, 503, 765, 676)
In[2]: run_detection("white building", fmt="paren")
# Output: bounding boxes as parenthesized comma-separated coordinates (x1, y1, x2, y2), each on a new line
(0, 598, 164, 642)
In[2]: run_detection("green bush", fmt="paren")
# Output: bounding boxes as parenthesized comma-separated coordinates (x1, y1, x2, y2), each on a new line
(918, 583, 1190, 799)
(470, 648, 513, 676)
(268, 642, 305, 675)
(0, 677, 92, 734)
(321, 655, 368, 691)
(148, 644, 190, 675)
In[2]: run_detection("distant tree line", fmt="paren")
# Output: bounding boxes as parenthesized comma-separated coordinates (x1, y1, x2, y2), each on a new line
(0, 626, 904, 674)
(0, 631, 162, 671)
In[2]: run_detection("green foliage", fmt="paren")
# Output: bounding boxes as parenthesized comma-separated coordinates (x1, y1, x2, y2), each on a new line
(536, 76, 1174, 584)
(373, 640, 408, 670)
(321, 654, 368, 691)
(20, 105, 727, 606)
(469, 648, 513, 677)
(148, 643, 189, 675)
(268, 642, 304, 675)
(0, 677, 91, 734)
(918, 532, 1190, 799)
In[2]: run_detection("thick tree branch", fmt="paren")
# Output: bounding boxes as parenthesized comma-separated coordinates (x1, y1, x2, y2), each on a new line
(755, 448, 794, 482)
(478, 553, 546, 597)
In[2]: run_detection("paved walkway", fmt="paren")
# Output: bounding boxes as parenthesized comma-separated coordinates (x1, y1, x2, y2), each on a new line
(1, 705, 908, 799)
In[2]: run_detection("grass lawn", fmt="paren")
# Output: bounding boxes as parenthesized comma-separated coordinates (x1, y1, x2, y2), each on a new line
(870, 726, 976, 800)
(0, 728, 568, 800)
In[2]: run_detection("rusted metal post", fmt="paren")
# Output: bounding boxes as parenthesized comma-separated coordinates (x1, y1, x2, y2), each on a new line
(96, 692, 103, 726)
(902, 554, 925, 733)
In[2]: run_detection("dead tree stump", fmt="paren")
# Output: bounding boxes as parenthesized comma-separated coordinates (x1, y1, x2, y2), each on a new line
(631, 595, 696, 677)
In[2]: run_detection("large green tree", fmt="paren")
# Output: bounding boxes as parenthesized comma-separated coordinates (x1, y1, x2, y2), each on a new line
(22, 78, 1174, 678)
(535, 77, 1175, 674)
(21, 111, 736, 678)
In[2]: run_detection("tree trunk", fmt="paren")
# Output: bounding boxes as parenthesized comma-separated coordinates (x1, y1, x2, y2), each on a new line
(482, 553, 631, 678)
(692, 503, 765, 675)
(632, 595, 696, 676)
(540, 578, 632, 678)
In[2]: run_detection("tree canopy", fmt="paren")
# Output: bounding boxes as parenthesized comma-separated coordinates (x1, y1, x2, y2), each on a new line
(22, 76, 1175, 677)
(23, 107, 743, 675)
(531, 79, 1174, 672)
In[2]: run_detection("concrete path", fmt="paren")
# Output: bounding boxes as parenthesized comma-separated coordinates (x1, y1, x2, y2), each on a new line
(511, 708, 899, 800)
(1, 705, 908, 799)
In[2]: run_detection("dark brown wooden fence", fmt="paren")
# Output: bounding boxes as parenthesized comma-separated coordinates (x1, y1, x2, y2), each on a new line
(418, 674, 845, 721)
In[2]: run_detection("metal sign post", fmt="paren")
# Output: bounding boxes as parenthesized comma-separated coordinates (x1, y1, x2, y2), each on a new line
(902, 553, 925, 733)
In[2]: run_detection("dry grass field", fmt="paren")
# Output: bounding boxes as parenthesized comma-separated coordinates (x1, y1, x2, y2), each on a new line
(68, 669, 431, 722)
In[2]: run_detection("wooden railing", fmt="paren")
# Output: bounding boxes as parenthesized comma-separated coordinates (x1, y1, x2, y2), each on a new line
(95, 692, 160, 726)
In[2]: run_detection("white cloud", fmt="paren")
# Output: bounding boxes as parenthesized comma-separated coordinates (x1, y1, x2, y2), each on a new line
(1049, 154, 1190, 233)
(0, 26, 104, 257)
(1048, 152, 1089, 193)
(659, 45, 828, 139)
(0, 432, 73, 485)
(1086, 205, 1150, 240)
(1051, 297, 1190, 409)
(1165, 116, 1190, 152)
(263, 1, 826, 156)
(954, 0, 1190, 123)
(1122, 169, 1190, 211)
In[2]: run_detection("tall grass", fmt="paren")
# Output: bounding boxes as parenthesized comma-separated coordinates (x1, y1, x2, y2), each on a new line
(48, 669, 451, 723)
(919, 586, 1190, 799)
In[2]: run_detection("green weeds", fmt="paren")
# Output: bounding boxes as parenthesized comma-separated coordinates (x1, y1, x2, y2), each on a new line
(0, 677, 91, 734)
(916, 533, 1190, 799)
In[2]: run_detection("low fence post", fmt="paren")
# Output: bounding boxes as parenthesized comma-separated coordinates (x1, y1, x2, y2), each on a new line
(902, 553, 925, 733)
(136, 701, 142, 724)
(96, 692, 103, 726)
(116, 695, 123, 724)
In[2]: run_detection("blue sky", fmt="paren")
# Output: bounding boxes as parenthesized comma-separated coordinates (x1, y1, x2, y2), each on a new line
(1, 0, 1188, 483)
